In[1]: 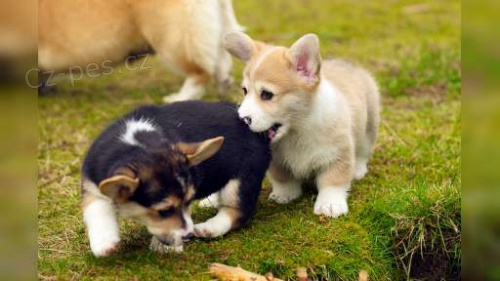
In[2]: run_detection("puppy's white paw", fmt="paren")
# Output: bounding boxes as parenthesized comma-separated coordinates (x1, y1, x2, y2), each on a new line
(194, 222, 216, 238)
(90, 234, 120, 257)
(163, 93, 189, 104)
(194, 211, 232, 238)
(194, 221, 228, 238)
(198, 194, 220, 209)
(163, 84, 204, 103)
(313, 187, 349, 218)
(268, 183, 302, 204)
(149, 237, 183, 254)
(269, 190, 301, 204)
(314, 198, 348, 217)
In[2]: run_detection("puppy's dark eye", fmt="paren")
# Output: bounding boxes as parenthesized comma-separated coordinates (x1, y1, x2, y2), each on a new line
(260, 90, 274, 100)
(242, 87, 248, 96)
(158, 207, 175, 217)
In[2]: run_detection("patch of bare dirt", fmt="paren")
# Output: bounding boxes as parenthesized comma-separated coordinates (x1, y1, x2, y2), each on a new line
(404, 82, 449, 103)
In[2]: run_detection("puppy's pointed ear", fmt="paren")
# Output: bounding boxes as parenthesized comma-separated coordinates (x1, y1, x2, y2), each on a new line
(98, 173, 139, 202)
(289, 34, 321, 83)
(176, 136, 224, 166)
(224, 32, 255, 62)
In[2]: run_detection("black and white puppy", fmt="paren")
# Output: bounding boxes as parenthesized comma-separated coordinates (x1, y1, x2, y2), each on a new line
(81, 101, 270, 257)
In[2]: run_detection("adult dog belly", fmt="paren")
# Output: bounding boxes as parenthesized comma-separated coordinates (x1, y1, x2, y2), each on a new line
(38, 0, 145, 72)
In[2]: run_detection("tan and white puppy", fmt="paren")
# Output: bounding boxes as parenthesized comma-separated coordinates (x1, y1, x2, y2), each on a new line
(39, 0, 242, 102)
(224, 32, 380, 217)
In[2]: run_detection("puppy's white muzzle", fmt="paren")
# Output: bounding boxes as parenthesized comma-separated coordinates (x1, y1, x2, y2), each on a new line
(238, 96, 274, 133)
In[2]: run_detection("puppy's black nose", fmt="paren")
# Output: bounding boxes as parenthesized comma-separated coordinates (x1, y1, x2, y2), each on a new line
(242, 116, 252, 125)
(182, 232, 194, 241)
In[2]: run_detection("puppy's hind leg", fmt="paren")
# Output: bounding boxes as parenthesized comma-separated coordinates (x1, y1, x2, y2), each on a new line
(162, 0, 223, 103)
(354, 112, 378, 180)
(198, 192, 220, 209)
(215, 0, 244, 100)
(355, 90, 380, 180)
(354, 139, 371, 180)
(214, 50, 233, 101)
(163, 73, 210, 103)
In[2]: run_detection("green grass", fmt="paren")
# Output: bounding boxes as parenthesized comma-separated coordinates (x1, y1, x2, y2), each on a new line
(38, 0, 461, 280)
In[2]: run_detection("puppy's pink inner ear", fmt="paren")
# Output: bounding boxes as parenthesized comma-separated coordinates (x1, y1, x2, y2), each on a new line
(296, 51, 313, 78)
(292, 47, 320, 83)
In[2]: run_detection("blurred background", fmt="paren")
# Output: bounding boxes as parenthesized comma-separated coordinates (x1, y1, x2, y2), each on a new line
(0, 0, 37, 280)
(462, 0, 500, 279)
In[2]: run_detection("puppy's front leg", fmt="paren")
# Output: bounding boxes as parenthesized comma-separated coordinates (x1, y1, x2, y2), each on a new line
(268, 161, 302, 204)
(194, 207, 240, 238)
(314, 150, 354, 218)
(194, 179, 242, 238)
(82, 194, 120, 257)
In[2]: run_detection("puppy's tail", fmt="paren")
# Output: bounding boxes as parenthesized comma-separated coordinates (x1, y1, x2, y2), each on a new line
(219, 0, 245, 32)
(212, 0, 243, 99)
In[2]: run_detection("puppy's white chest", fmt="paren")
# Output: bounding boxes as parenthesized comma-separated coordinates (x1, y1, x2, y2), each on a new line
(273, 133, 337, 179)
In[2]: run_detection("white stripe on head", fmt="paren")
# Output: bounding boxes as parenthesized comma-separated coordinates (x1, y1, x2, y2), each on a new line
(182, 206, 194, 235)
(250, 47, 279, 79)
(120, 118, 157, 146)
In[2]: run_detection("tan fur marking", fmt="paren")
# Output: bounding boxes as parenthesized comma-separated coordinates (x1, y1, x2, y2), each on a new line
(81, 193, 98, 208)
(185, 185, 195, 202)
(152, 196, 182, 211)
(250, 47, 317, 89)
(81, 178, 100, 198)
(219, 179, 241, 208)
(148, 211, 184, 229)
(267, 161, 294, 184)
(316, 162, 353, 188)
(114, 166, 137, 178)
(137, 166, 154, 181)
(184, 71, 211, 87)
(177, 136, 224, 166)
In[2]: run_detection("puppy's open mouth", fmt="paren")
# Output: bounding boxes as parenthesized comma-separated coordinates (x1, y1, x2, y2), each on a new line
(268, 123, 282, 140)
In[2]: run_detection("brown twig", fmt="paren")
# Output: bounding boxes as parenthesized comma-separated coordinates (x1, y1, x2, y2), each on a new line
(209, 263, 369, 281)
(359, 270, 369, 281)
(297, 267, 308, 281)
(209, 263, 284, 281)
